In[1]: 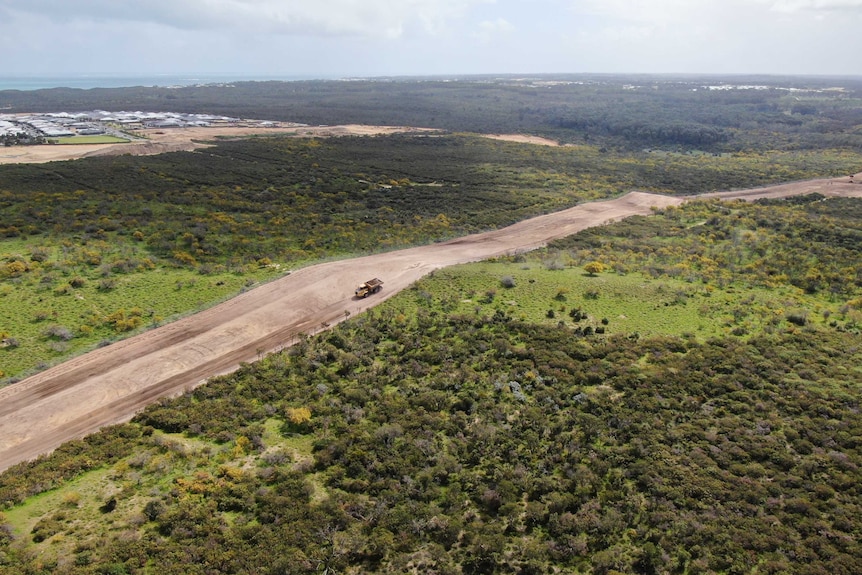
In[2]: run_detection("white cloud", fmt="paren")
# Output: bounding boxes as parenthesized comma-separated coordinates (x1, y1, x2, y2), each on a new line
(473, 17, 515, 43)
(1, 0, 860, 77)
(572, 0, 711, 24)
(565, 0, 734, 52)
(556, 0, 862, 74)
(766, 0, 862, 12)
(570, 0, 862, 23)
(0, 0, 492, 38)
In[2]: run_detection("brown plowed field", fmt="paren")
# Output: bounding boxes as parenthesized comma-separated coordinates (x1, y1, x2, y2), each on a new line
(0, 135, 860, 472)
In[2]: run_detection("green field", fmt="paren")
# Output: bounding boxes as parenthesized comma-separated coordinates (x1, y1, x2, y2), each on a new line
(52, 135, 130, 145)
(0, 234, 281, 380)
(387, 260, 836, 341)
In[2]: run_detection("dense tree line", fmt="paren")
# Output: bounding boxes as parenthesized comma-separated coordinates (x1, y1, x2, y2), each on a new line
(2, 75, 862, 152)
(550, 195, 862, 299)
(2, 134, 857, 262)
(1, 311, 860, 574)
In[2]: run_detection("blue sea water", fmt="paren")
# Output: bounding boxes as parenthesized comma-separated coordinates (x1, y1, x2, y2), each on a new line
(0, 75, 326, 91)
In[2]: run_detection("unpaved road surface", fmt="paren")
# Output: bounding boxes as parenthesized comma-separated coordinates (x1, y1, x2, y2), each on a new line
(0, 171, 860, 471)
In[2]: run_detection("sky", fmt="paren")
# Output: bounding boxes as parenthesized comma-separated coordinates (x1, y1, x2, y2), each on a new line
(1, 0, 861, 79)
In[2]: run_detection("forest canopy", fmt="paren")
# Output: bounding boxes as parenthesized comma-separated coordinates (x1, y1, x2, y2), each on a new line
(3, 74, 862, 152)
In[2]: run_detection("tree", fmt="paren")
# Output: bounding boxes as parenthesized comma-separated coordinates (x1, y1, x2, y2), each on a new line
(584, 261, 606, 276)
(285, 406, 313, 433)
(287, 406, 312, 425)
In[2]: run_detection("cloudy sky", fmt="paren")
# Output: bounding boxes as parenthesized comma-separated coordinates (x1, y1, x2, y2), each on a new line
(1, 0, 860, 79)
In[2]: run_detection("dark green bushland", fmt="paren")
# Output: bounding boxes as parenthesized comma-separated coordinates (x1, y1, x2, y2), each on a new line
(2, 198, 861, 574)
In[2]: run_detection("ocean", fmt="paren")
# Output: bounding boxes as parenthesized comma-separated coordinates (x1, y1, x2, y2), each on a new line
(0, 75, 328, 91)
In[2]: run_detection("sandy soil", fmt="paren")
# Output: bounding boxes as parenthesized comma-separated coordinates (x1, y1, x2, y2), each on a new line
(484, 134, 562, 146)
(0, 154, 860, 472)
(693, 176, 862, 201)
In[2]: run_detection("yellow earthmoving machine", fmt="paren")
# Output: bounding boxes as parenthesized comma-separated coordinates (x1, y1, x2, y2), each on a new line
(355, 278, 383, 298)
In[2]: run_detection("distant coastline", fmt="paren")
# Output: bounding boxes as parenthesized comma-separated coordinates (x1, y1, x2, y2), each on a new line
(0, 75, 329, 91)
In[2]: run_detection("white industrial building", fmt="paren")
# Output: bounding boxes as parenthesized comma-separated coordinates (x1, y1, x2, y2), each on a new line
(1, 110, 279, 143)
(0, 120, 26, 138)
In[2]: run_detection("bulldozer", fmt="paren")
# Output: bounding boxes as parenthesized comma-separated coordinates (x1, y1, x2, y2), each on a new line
(354, 278, 383, 298)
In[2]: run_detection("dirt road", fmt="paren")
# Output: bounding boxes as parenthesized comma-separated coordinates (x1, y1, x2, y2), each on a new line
(1, 171, 860, 472)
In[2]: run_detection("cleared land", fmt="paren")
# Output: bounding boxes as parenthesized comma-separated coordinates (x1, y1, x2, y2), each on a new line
(483, 134, 562, 146)
(0, 124, 436, 164)
(0, 156, 860, 471)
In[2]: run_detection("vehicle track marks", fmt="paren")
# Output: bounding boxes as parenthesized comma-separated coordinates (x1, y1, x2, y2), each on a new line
(1, 181, 859, 472)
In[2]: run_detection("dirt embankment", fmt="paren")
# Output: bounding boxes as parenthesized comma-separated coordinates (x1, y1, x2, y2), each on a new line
(0, 145, 860, 471)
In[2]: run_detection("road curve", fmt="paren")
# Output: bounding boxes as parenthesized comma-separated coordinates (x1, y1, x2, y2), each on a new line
(1, 179, 861, 472)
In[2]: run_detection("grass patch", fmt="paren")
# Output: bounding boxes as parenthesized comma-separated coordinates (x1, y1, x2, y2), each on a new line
(2, 465, 121, 567)
(2, 467, 114, 539)
(51, 135, 130, 145)
(0, 233, 283, 380)
(0, 263, 279, 380)
(386, 260, 841, 341)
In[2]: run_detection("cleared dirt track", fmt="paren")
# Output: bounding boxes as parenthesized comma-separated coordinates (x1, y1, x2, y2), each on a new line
(1, 176, 861, 472)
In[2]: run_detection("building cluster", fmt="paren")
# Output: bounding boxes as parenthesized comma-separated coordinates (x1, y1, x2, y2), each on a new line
(1, 110, 280, 142)
(85, 110, 245, 129)
(0, 117, 28, 138)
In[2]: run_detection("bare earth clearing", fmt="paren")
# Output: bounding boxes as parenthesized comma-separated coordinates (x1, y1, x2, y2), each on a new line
(484, 134, 562, 146)
(0, 129, 860, 471)
(0, 124, 437, 164)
